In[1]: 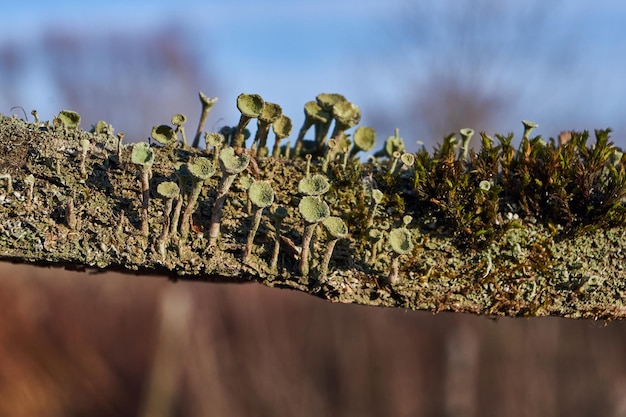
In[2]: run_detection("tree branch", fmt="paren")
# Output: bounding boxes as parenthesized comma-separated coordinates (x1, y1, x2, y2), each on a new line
(1, 114, 624, 320)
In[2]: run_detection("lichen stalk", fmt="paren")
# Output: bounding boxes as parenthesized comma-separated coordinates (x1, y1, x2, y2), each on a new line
(299, 222, 318, 278)
(318, 238, 338, 282)
(389, 257, 400, 283)
(208, 174, 237, 245)
(139, 166, 150, 237)
(157, 197, 174, 257)
(170, 197, 183, 236)
(244, 208, 265, 262)
(266, 207, 289, 274)
(192, 92, 217, 148)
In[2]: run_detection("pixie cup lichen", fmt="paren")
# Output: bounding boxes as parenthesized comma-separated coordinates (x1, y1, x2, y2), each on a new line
(270, 206, 288, 273)
(57, 110, 81, 130)
(233, 93, 264, 148)
(156, 181, 180, 257)
(271, 114, 293, 158)
(330, 99, 361, 140)
(367, 188, 384, 228)
(131, 142, 155, 237)
(79, 138, 90, 178)
(349, 126, 376, 159)
(151, 124, 177, 147)
(192, 92, 218, 148)
(170, 163, 190, 236)
(254, 101, 282, 157)
(459, 128, 474, 160)
(293, 100, 330, 157)
(319, 216, 348, 281)
(179, 157, 216, 240)
(375, 128, 405, 158)
(314, 93, 346, 145)
(388, 227, 414, 284)
(298, 174, 330, 196)
(244, 180, 275, 262)
(298, 196, 330, 278)
(522, 120, 539, 140)
(209, 147, 250, 245)
(171, 113, 188, 147)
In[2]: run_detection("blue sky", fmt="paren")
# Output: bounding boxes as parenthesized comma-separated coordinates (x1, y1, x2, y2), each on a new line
(2, 0, 626, 149)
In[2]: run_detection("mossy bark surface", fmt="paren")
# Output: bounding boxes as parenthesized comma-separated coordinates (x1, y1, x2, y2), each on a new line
(0, 114, 625, 320)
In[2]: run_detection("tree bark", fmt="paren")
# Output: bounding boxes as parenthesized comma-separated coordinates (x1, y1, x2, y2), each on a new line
(0, 114, 624, 320)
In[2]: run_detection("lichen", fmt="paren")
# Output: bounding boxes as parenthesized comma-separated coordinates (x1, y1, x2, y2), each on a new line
(1, 94, 626, 320)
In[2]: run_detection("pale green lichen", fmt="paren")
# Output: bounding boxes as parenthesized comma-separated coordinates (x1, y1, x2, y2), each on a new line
(298, 195, 330, 278)
(180, 157, 215, 240)
(156, 181, 180, 257)
(208, 147, 250, 245)
(244, 180, 275, 262)
(319, 216, 348, 281)
(254, 101, 282, 157)
(57, 110, 81, 130)
(171, 113, 188, 147)
(131, 142, 155, 237)
(271, 114, 293, 158)
(192, 91, 218, 148)
(388, 227, 414, 283)
(233, 93, 264, 148)
(2, 93, 626, 320)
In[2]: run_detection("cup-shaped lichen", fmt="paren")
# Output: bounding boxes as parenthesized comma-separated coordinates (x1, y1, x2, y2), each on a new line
(293, 100, 330, 157)
(244, 180, 275, 261)
(314, 93, 346, 149)
(151, 124, 177, 147)
(319, 216, 348, 281)
(205, 132, 225, 164)
(233, 93, 264, 148)
(271, 114, 293, 158)
(388, 227, 414, 283)
(459, 128, 474, 160)
(57, 110, 81, 130)
(131, 142, 155, 237)
(236, 173, 254, 213)
(171, 113, 188, 147)
(389, 151, 402, 176)
(208, 147, 250, 245)
(298, 196, 330, 277)
(316, 93, 346, 113)
(179, 157, 216, 239)
(93, 120, 113, 135)
(156, 181, 180, 257)
(331, 100, 361, 140)
(270, 206, 289, 273)
(192, 92, 218, 148)
(254, 102, 282, 157)
(349, 126, 376, 159)
(205, 132, 224, 150)
(298, 174, 330, 196)
(367, 228, 384, 264)
(375, 128, 405, 158)
(522, 120, 539, 140)
(170, 163, 190, 235)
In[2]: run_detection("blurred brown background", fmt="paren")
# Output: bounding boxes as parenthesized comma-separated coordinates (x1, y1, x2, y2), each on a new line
(2, 1, 626, 415)
(2, 264, 626, 416)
